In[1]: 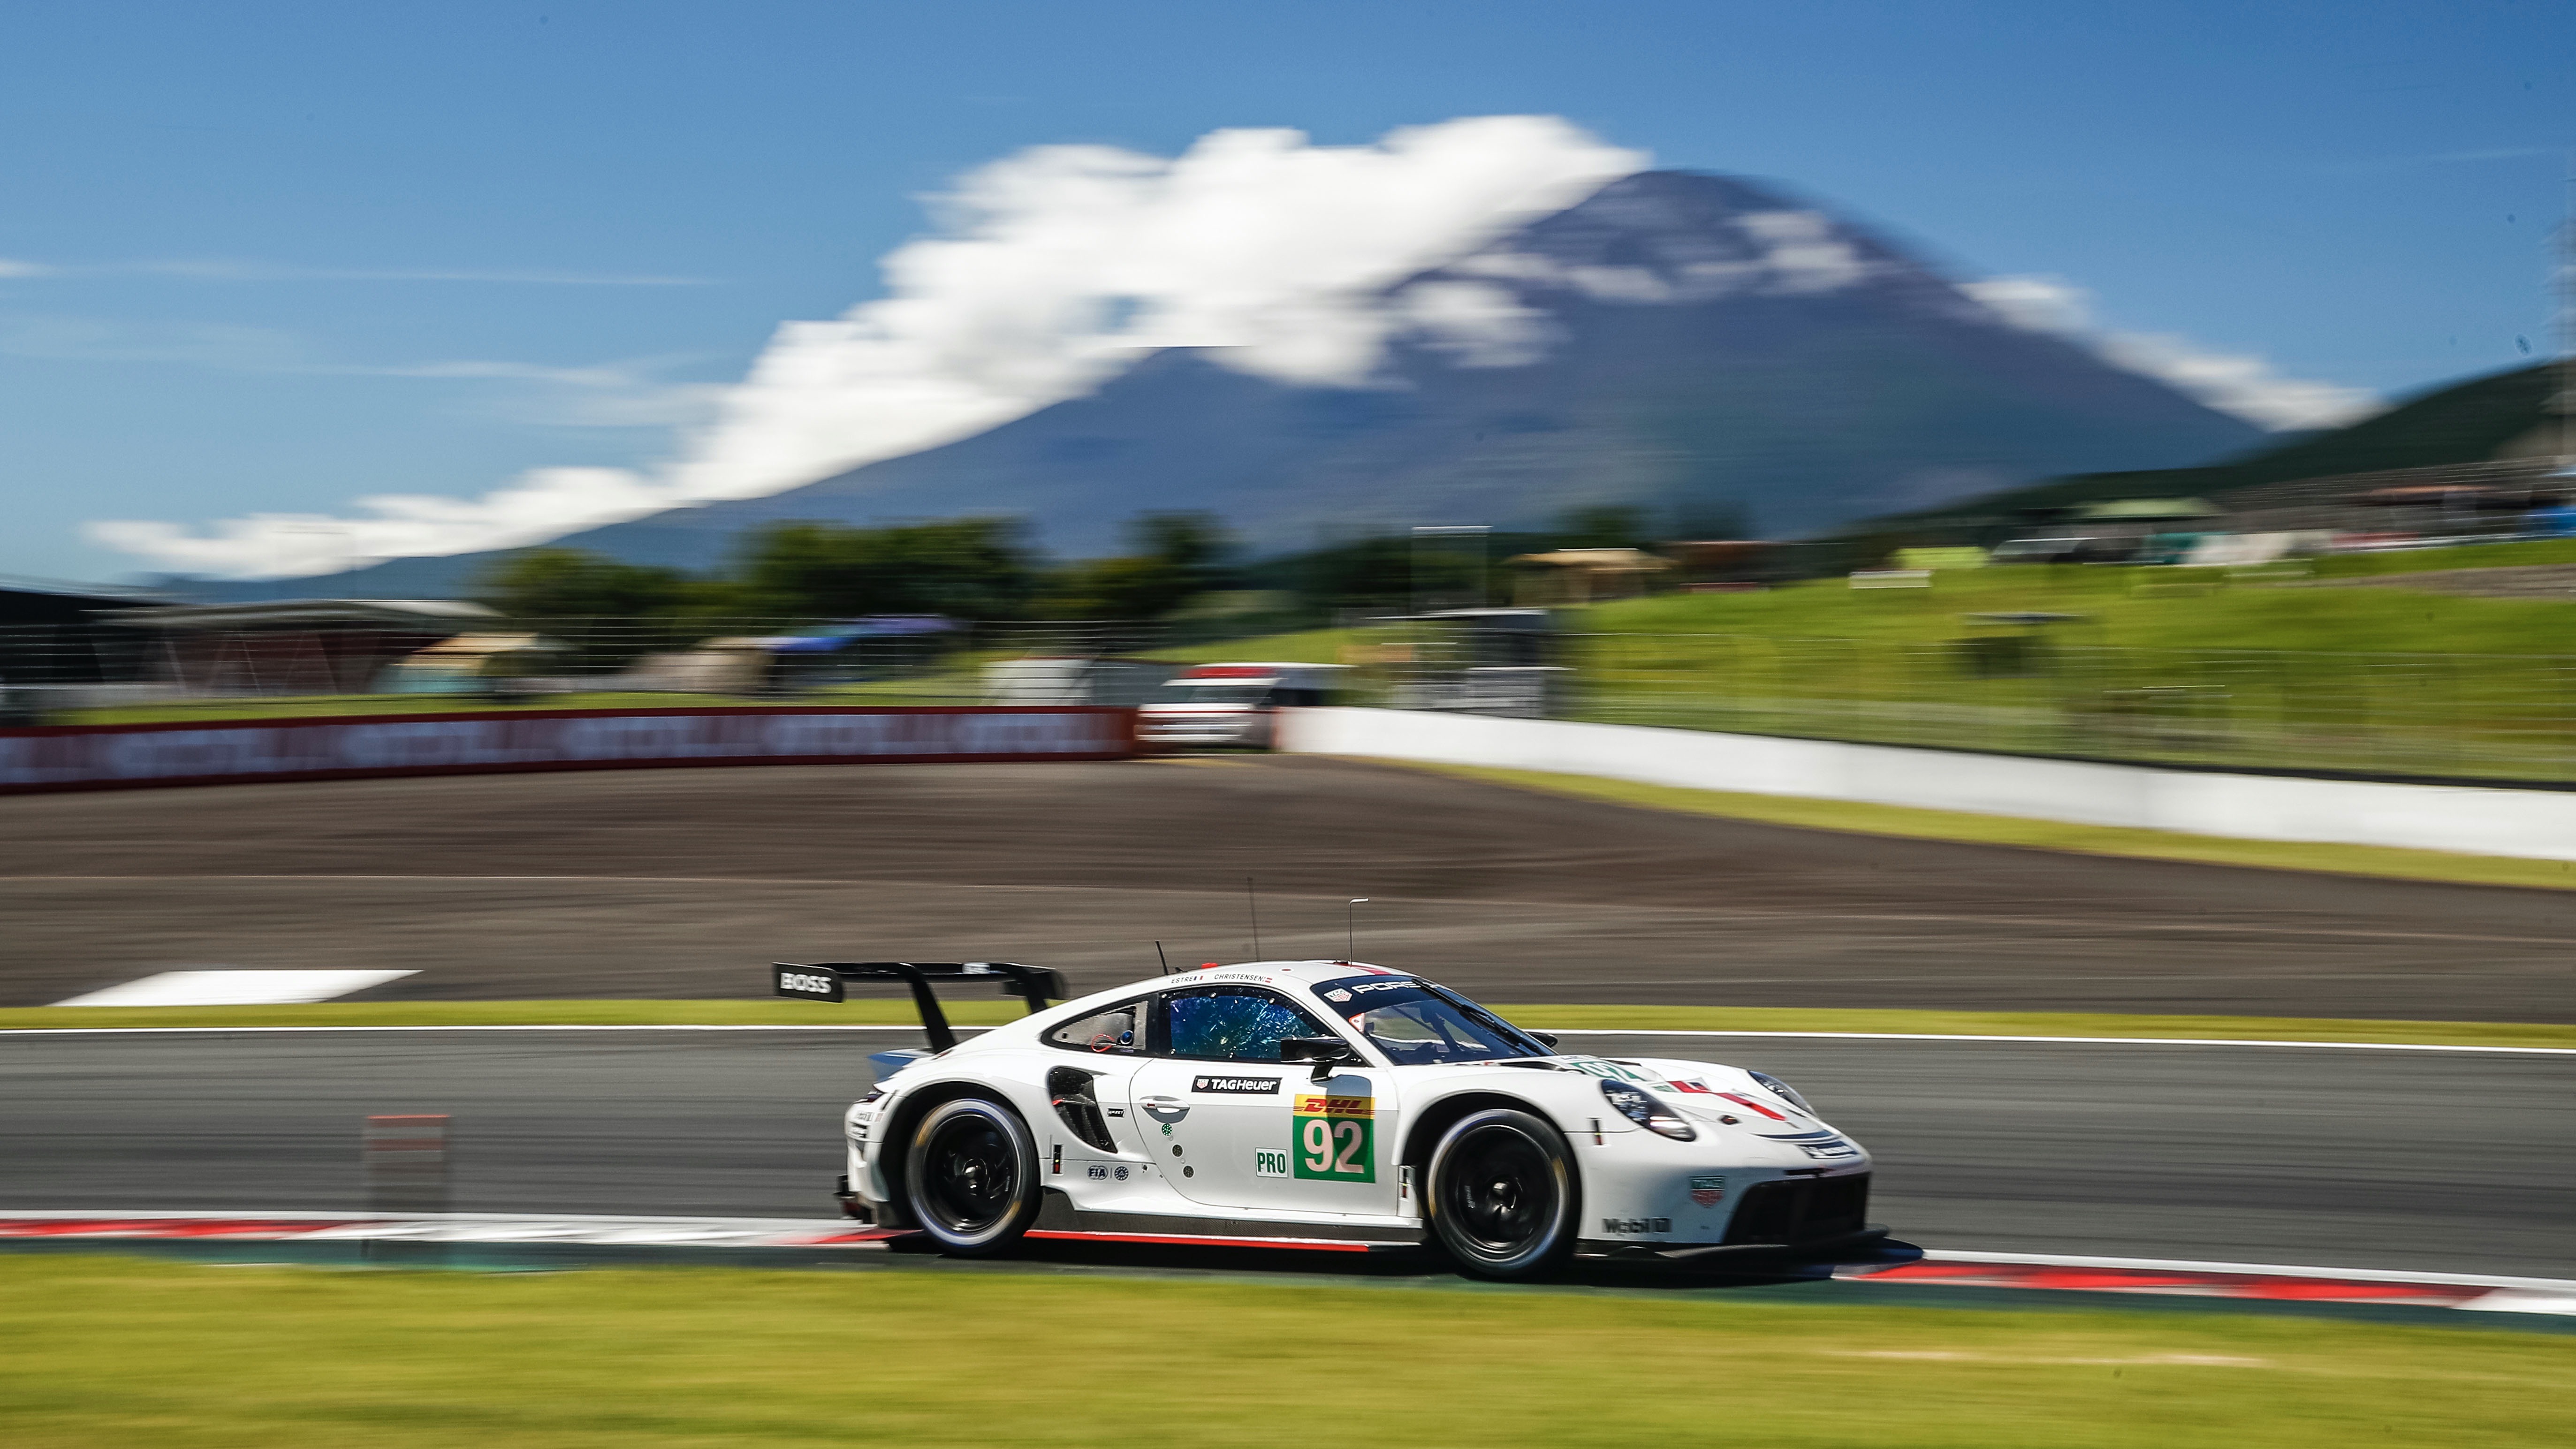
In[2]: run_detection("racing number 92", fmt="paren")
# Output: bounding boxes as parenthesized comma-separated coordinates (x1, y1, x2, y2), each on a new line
(1291, 1094, 1374, 1183)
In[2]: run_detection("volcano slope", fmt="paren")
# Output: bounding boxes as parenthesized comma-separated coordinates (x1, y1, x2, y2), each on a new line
(0, 755, 2567, 1019)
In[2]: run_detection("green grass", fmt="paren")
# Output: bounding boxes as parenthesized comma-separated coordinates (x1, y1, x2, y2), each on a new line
(3, 996, 2565, 1049)
(1577, 546, 2576, 655)
(1400, 760, 2576, 894)
(2, 1254, 2566, 1448)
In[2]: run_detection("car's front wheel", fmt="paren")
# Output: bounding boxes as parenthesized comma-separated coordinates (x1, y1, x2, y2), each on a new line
(1427, 1108, 1577, 1279)
(904, 1096, 1041, 1254)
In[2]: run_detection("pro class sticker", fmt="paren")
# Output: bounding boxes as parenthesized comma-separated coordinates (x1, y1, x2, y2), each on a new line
(1191, 1075, 1280, 1095)
(1291, 1093, 1375, 1183)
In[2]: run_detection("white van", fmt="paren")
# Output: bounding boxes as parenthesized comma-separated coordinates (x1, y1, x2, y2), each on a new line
(1135, 662, 1345, 749)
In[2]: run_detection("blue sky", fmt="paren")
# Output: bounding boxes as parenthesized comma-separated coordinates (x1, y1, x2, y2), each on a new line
(2, 0, 2568, 582)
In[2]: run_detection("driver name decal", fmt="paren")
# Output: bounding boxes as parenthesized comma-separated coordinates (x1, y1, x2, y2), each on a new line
(1290, 1094, 1375, 1183)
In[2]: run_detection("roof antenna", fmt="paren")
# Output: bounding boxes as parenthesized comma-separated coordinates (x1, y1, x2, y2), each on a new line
(1346, 899, 1369, 962)
(1246, 876, 1262, 960)
(1154, 941, 1171, 976)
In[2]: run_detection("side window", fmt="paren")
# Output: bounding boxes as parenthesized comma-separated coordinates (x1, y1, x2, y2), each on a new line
(1162, 987, 1330, 1062)
(1045, 998, 1147, 1055)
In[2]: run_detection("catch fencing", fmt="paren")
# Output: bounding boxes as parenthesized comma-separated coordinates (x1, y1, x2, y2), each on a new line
(1364, 630, 2576, 786)
(0, 617, 1159, 723)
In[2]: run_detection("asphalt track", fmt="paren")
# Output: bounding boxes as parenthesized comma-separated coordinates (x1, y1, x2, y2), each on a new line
(3, 1028, 2567, 1281)
(4, 756, 2571, 1019)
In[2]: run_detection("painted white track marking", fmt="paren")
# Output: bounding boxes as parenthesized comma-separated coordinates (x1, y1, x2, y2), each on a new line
(2, 1023, 2566, 1054)
(0, 1211, 2566, 1314)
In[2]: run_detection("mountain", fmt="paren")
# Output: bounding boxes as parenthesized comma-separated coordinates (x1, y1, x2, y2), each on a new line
(1848, 360, 2566, 534)
(190, 170, 2266, 600)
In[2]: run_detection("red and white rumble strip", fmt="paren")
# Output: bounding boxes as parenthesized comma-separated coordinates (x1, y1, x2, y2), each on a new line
(0, 1211, 899, 1250)
(2, 1212, 2568, 1315)
(1837, 1250, 2576, 1316)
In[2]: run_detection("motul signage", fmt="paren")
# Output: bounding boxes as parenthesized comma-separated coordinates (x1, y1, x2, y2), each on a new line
(0, 706, 1133, 795)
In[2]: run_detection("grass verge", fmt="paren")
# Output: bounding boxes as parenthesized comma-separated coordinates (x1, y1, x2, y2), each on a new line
(0, 998, 2566, 1049)
(3, 1254, 2567, 1449)
(1395, 759, 2576, 894)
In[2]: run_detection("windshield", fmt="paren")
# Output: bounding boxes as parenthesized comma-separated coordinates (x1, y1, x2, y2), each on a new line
(1311, 975, 1553, 1066)
(1156, 682, 1272, 706)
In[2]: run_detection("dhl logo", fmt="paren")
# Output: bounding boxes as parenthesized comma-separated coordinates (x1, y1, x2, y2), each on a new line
(1292, 1095, 1374, 1118)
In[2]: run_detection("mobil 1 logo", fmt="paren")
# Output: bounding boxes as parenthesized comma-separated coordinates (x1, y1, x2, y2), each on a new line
(1292, 1093, 1374, 1183)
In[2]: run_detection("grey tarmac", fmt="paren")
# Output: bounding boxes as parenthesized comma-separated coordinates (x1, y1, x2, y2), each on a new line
(3, 756, 2570, 1019)
(2, 1027, 2565, 1281)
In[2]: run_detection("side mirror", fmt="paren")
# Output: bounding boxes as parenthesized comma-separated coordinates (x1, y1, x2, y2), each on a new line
(1279, 1035, 1358, 1081)
(1530, 1031, 1559, 1049)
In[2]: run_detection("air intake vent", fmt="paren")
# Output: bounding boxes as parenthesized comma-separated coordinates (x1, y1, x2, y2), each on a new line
(1047, 1067, 1117, 1153)
(1723, 1174, 1870, 1245)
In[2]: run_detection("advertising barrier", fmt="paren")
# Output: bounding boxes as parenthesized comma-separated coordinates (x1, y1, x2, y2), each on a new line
(0, 706, 1134, 795)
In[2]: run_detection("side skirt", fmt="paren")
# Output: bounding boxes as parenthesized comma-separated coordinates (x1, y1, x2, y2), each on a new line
(1028, 1190, 1425, 1253)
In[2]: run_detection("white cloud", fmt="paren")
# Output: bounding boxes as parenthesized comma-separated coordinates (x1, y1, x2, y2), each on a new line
(87, 468, 670, 578)
(97, 115, 1645, 577)
(1962, 275, 2377, 431)
(0, 258, 53, 278)
(1397, 280, 1558, 367)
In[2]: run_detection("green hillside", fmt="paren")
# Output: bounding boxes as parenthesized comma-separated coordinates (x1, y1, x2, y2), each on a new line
(1867, 361, 2564, 529)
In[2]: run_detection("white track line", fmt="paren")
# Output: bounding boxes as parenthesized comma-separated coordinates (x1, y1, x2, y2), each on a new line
(2, 1023, 2568, 1054)
(1536, 1029, 2576, 1055)
(2, 1209, 2568, 1312)
(1912, 1249, 2576, 1293)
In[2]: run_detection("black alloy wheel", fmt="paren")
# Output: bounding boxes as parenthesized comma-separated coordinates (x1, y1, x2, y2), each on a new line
(904, 1096, 1041, 1254)
(1427, 1108, 1577, 1279)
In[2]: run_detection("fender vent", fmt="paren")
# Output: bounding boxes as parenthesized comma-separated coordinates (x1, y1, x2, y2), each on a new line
(1047, 1068, 1117, 1153)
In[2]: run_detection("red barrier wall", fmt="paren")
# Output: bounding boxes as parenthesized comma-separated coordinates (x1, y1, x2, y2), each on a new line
(0, 706, 1135, 795)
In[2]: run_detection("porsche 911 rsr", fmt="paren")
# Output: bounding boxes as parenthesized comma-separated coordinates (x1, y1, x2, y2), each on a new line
(774, 958, 1885, 1279)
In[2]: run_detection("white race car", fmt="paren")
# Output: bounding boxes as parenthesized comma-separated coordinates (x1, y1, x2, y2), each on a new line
(775, 958, 1885, 1279)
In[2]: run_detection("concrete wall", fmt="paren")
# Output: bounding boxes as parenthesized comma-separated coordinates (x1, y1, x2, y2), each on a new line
(1281, 708, 2576, 863)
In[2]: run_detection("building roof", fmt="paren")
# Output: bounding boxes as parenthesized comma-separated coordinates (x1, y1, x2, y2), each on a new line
(101, 599, 500, 631)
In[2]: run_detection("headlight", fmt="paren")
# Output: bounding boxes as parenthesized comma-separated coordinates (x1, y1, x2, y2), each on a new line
(1599, 1079, 1696, 1141)
(1749, 1071, 1810, 1113)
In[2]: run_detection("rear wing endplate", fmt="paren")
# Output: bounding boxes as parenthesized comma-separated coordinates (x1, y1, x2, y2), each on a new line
(772, 961, 1068, 1052)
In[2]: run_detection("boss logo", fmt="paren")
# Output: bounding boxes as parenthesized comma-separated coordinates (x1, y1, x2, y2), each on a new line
(777, 971, 838, 998)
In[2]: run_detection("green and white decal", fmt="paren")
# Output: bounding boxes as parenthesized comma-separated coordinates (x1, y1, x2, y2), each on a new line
(1291, 1092, 1375, 1183)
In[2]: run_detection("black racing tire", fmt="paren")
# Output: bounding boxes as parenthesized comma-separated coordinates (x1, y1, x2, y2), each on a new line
(1427, 1108, 1579, 1280)
(903, 1095, 1041, 1255)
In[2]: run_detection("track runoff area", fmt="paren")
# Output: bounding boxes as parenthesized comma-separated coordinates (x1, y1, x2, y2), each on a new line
(3, 1020, 2569, 1330)
(3, 758, 2571, 1328)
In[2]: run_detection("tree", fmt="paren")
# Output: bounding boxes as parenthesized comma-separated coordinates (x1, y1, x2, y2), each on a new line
(733, 517, 1038, 621)
(474, 549, 706, 620)
(1032, 512, 1234, 619)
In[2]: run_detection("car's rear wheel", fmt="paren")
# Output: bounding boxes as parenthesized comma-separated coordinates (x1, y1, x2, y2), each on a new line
(904, 1096, 1040, 1254)
(1428, 1108, 1577, 1279)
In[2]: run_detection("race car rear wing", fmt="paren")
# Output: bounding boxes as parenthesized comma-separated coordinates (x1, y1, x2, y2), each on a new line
(772, 961, 1069, 1052)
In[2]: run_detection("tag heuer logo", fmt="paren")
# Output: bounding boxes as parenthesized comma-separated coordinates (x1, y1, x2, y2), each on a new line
(1688, 1174, 1726, 1207)
(1191, 1075, 1279, 1095)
